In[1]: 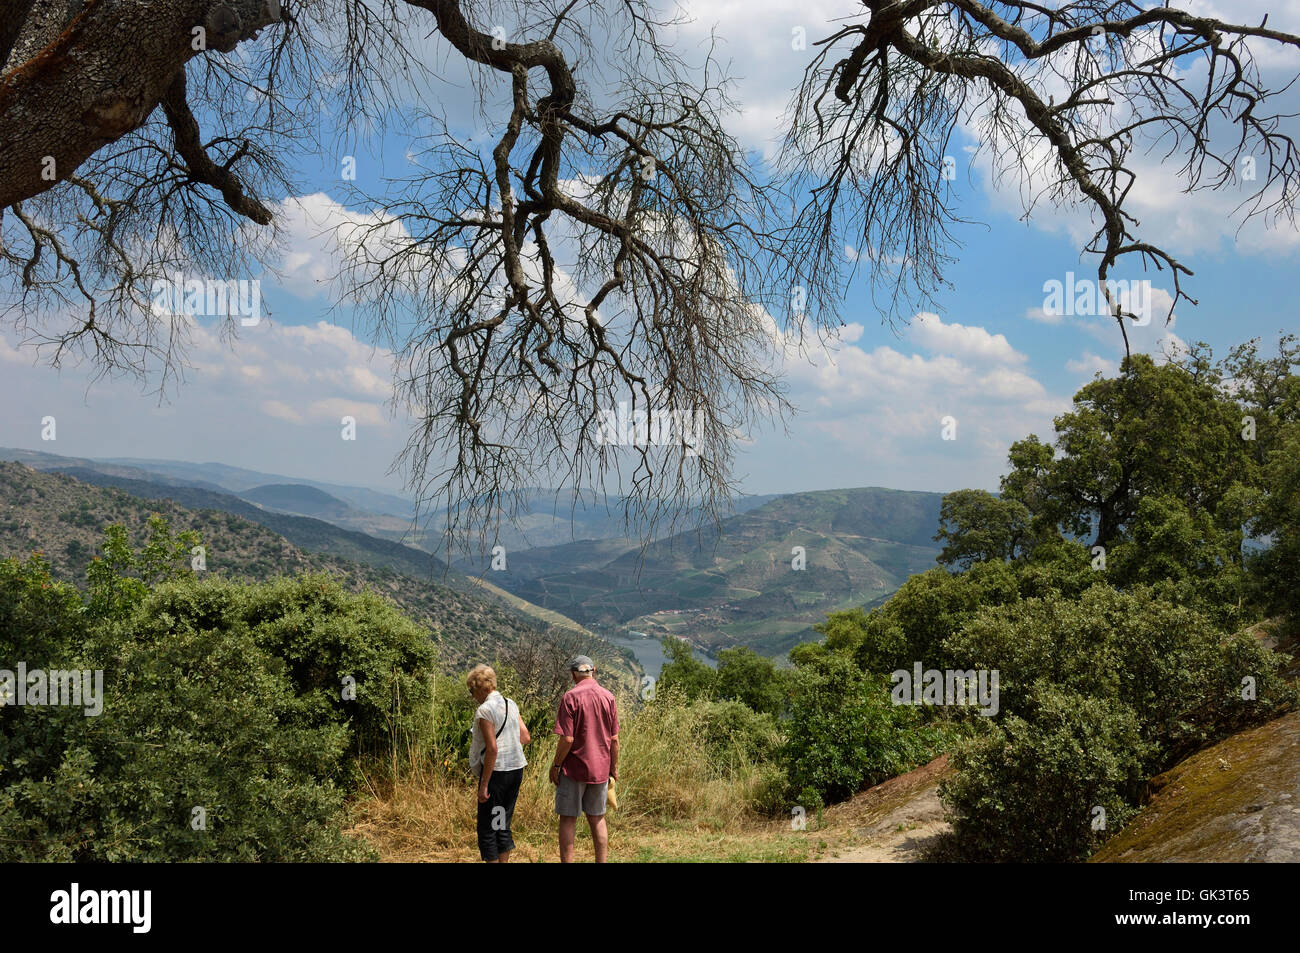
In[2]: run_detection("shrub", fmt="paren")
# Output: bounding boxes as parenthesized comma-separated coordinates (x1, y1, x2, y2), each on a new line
(713, 646, 789, 715)
(0, 525, 447, 861)
(694, 699, 780, 762)
(238, 574, 439, 761)
(943, 583, 1294, 770)
(780, 654, 943, 803)
(656, 637, 716, 701)
(941, 685, 1148, 862)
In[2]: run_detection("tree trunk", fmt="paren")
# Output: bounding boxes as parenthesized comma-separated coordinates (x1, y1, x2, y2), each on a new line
(0, 0, 280, 213)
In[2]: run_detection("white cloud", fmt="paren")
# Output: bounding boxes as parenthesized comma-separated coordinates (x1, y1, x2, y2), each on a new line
(1024, 306, 1063, 325)
(911, 312, 1027, 365)
(262, 400, 304, 424)
(746, 310, 1070, 493)
(0, 317, 406, 491)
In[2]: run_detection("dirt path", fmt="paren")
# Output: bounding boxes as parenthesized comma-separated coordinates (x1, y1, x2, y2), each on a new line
(815, 754, 952, 863)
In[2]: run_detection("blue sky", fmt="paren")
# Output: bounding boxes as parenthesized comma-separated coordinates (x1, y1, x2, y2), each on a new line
(1, 0, 1296, 503)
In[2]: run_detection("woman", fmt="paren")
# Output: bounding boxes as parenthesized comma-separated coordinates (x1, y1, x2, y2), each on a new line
(466, 664, 531, 863)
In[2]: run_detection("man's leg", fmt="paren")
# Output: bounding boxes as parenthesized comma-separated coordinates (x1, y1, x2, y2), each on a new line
(586, 813, 608, 863)
(558, 815, 578, 863)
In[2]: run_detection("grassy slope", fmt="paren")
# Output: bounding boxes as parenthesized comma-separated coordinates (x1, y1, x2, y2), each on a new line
(0, 461, 575, 671)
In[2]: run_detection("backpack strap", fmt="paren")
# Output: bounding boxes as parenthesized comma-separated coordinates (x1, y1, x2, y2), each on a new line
(495, 697, 511, 739)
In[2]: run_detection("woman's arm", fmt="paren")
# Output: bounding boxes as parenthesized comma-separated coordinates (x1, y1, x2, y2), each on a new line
(478, 718, 497, 802)
(518, 714, 531, 746)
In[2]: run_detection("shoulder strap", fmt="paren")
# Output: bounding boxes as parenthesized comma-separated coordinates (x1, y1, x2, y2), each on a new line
(495, 698, 511, 739)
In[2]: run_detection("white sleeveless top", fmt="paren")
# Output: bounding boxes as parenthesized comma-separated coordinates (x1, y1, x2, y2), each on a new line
(469, 691, 527, 774)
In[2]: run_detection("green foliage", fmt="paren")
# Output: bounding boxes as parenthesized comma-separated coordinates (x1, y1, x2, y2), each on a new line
(934, 488, 1030, 569)
(236, 575, 438, 761)
(937, 584, 1294, 861)
(940, 685, 1148, 862)
(713, 646, 789, 715)
(86, 516, 199, 621)
(779, 654, 943, 803)
(657, 637, 716, 701)
(694, 699, 780, 762)
(0, 519, 448, 860)
(1253, 422, 1300, 626)
(805, 560, 1027, 677)
(85, 593, 375, 861)
(799, 339, 1300, 860)
(943, 584, 1294, 768)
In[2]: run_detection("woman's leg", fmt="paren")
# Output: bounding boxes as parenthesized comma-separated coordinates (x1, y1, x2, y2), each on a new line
(476, 777, 500, 862)
(492, 768, 524, 860)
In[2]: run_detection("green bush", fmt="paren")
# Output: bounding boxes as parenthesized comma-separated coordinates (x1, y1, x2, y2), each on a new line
(694, 699, 780, 763)
(943, 583, 1294, 769)
(237, 575, 438, 761)
(780, 654, 944, 803)
(0, 520, 445, 861)
(657, 637, 716, 701)
(713, 646, 789, 715)
(940, 685, 1148, 862)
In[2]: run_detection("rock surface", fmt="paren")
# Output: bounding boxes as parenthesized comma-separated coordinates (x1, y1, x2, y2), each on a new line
(1091, 710, 1300, 863)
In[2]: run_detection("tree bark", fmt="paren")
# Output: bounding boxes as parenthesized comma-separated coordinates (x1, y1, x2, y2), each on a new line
(0, 0, 280, 213)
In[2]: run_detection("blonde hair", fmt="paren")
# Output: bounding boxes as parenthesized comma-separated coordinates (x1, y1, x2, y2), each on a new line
(465, 664, 497, 695)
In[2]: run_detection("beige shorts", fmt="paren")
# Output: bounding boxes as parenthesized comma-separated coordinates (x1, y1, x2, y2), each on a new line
(555, 773, 608, 817)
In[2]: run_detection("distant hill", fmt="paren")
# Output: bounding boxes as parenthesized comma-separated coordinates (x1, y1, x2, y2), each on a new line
(426, 488, 782, 554)
(241, 483, 365, 521)
(98, 455, 417, 518)
(0, 462, 623, 673)
(48, 467, 444, 580)
(477, 486, 945, 657)
(1, 447, 950, 659)
(1, 448, 778, 552)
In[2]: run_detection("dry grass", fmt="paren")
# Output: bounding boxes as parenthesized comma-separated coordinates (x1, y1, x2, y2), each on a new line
(346, 695, 820, 863)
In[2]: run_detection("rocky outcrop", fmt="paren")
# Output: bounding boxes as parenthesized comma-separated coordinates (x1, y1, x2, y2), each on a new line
(1091, 710, 1300, 863)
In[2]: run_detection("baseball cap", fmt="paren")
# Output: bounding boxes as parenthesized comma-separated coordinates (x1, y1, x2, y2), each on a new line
(569, 655, 594, 672)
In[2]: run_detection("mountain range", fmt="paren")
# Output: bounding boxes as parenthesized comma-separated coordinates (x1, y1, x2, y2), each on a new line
(1, 447, 949, 660)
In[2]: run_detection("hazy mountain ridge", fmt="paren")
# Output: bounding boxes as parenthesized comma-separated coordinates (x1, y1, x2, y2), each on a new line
(0, 461, 614, 671)
(473, 486, 946, 657)
(3, 447, 947, 660)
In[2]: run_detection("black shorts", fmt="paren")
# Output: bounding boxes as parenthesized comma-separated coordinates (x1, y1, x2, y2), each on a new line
(476, 767, 524, 861)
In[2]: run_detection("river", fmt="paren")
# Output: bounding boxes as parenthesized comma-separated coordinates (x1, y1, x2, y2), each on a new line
(602, 630, 717, 679)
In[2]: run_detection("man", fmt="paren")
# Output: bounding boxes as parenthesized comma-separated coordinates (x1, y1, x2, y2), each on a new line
(550, 655, 619, 863)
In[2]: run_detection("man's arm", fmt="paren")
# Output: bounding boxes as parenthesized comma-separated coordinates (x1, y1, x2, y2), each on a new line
(550, 735, 574, 786)
(551, 694, 574, 785)
(609, 696, 620, 780)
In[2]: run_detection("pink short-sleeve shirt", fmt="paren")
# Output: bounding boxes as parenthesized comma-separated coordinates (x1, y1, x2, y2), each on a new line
(553, 679, 619, 783)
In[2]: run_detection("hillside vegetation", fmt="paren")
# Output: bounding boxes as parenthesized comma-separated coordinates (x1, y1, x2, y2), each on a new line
(4, 336, 1297, 864)
(475, 487, 943, 656)
(0, 462, 617, 672)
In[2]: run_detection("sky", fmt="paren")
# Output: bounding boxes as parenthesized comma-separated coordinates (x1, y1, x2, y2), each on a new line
(1, 0, 1297, 503)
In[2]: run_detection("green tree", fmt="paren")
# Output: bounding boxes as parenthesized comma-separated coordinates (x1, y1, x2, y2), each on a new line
(1253, 422, 1300, 626)
(656, 638, 716, 702)
(934, 489, 1030, 569)
(780, 654, 942, 803)
(1030, 355, 1249, 551)
(713, 646, 788, 716)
